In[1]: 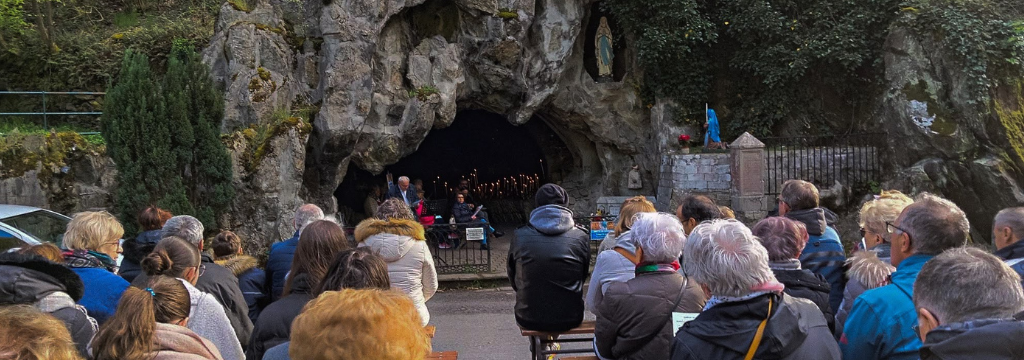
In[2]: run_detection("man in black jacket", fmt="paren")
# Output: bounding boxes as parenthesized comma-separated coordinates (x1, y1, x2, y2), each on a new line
(132, 215, 253, 347)
(507, 184, 590, 332)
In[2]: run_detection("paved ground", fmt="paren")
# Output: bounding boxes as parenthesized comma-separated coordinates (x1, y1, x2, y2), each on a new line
(429, 286, 597, 360)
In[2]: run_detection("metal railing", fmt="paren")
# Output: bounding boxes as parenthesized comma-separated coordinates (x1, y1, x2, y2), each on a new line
(0, 91, 105, 135)
(424, 223, 491, 274)
(762, 133, 885, 197)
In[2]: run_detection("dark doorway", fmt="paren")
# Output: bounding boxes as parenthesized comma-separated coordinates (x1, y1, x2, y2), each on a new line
(333, 110, 571, 222)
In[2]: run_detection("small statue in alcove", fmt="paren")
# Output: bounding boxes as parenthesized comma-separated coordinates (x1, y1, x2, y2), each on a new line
(627, 165, 642, 190)
(596, 17, 614, 81)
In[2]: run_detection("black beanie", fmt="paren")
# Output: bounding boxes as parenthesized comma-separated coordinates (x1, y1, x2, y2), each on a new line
(535, 184, 568, 207)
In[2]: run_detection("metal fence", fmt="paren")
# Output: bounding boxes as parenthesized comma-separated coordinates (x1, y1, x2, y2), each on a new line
(0, 91, 105, 135)
(762, 133, 885, 197)
(424, 223, 492, 274)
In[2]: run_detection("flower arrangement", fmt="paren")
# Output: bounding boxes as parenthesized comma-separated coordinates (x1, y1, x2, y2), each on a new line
(678, 134, 691, 146)
(678, 134, 692, 153)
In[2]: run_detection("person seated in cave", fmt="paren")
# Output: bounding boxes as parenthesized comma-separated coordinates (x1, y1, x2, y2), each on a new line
(455, 180, 476, 204)
(453, 193, 492, 250)
(385, 173, 421, 210)
(459, 188, 503, 239)
(413, 179, 425, 196)
(364, 185, 382, 219)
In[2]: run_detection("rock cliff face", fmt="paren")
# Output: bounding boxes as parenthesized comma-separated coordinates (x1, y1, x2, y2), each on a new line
(879, 27, 1024, 240)
(202, 0, 656, 226)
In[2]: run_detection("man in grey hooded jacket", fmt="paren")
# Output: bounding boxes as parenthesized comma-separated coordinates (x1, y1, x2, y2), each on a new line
(508, 184, 591, 332)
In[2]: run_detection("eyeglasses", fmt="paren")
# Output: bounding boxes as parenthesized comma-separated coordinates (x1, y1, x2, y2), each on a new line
(886, 221, 909, 235)
(197, 264, 206, 277)
(859, 228, 867, 238)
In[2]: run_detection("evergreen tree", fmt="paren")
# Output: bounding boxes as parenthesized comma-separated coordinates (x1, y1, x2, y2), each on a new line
(164, 42, 235, 229)
(104, 44, 234, 235)
(102, 50, 174, 235)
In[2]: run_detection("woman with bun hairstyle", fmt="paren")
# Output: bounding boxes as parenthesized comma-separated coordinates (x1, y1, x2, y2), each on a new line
(92, 276, 223, 360)
(142, 236, 243, 360)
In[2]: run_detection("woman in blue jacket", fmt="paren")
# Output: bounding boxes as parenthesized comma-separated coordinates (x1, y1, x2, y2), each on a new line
(61, 211, 130, 324)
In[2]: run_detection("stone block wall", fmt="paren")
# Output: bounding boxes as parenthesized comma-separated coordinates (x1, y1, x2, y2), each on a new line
(656, 152, 732, 211)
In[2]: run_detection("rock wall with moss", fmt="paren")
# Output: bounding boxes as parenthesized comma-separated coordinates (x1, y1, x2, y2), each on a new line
(0, 132, 115, 213)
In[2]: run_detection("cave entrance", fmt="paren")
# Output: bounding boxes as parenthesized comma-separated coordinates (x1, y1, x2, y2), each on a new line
(333, 110, 574, 225)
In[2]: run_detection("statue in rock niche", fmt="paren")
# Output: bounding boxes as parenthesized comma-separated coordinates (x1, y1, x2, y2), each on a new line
(596, 17, 614, 80)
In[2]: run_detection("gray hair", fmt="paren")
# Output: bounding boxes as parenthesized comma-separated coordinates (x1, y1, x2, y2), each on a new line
(294, 204, 325, 232)
(684, 219, 777, 297)
(375, 198, 416, 221)
(994, 207, 1024, 240)
(161, 215, 204, 248)
(900, 193, 969, 256)
(398, 176, 410, 184)
(914, 247, 1024, 323)
(631, 212, 686, 264)
(779, 180, 819, 211)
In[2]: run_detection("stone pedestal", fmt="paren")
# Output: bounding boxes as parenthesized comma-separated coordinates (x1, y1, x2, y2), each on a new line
(730, 133, 768, 222)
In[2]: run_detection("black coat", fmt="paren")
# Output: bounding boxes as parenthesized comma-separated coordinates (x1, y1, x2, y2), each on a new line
(118, 229, 161, 283)
(246, 273, 314, 360)
(452, 202, 475, 223)
(670, 293, 840, 360)
(0, 253, 96, 358)
(920, 319, 1024, 360)
(133, 253, 253, 347)
(772, 268, 835, 333)
(507, 205, 591, 332)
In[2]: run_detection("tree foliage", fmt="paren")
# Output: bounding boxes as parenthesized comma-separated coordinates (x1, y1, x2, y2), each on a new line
(102, 46, 233, 235)
(603, 0, 1024, 137)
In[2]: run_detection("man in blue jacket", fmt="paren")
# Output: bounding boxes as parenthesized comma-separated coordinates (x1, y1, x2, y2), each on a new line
(266, 204, 324, 301)
(840, 193, 970, 360)
(778, 179, 847, 312)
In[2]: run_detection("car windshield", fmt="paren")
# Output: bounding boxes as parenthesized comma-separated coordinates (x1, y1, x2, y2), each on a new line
(0, 210, 69, 247)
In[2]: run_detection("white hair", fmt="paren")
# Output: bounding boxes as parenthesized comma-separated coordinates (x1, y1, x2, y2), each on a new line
(294, 204, 325, 232)
(631, 212, 686, 264)
(161, 215, 205, 248)
(398, 176, 410, 183)
(684, 219, 777, 297)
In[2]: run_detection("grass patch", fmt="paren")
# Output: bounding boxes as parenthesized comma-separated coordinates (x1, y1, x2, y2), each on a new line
(231, 107, 312, 172)
(408, 85, 439, 101)
(496, 8, 518, 20)
(113, 12, 140, 29)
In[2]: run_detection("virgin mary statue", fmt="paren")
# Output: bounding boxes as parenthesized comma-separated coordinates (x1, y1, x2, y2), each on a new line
(596, 17, 613, 79)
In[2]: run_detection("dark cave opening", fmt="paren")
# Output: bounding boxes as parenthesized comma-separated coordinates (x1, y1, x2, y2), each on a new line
(333, 110, 574, 222)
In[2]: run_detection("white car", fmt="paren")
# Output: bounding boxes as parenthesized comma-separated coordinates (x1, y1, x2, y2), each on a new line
(0, 205, 72, 252)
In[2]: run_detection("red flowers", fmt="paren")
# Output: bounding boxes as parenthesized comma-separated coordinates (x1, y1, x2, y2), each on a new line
(678, 134, 691, 142)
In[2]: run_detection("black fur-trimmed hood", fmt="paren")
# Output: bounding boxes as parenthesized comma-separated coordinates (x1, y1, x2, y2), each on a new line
(0, 252, 85, 303)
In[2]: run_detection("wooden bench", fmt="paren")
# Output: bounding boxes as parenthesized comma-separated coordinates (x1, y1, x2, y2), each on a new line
(425, 351, 458, 359)
(520, 321, 597, 360)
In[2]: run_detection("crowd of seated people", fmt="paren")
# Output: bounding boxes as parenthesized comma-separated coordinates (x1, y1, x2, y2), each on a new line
(8, 176, 1024, 360)
(511, 181, 1024, 360)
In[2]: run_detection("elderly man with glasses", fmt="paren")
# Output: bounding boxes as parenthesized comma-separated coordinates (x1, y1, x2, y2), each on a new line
(840, 193, 970, 360)
(913, 247, 1024, 359)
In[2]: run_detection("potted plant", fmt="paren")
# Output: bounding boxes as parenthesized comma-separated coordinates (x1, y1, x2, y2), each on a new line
(678, 134, 691, 153)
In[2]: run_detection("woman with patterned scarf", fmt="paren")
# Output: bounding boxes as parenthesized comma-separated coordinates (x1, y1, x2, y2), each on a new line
(61, 211, 130, 324)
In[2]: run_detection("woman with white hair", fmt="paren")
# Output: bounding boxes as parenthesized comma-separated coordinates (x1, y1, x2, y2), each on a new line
(594, 212, 705, 360)
(670, 219, 840, 360)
